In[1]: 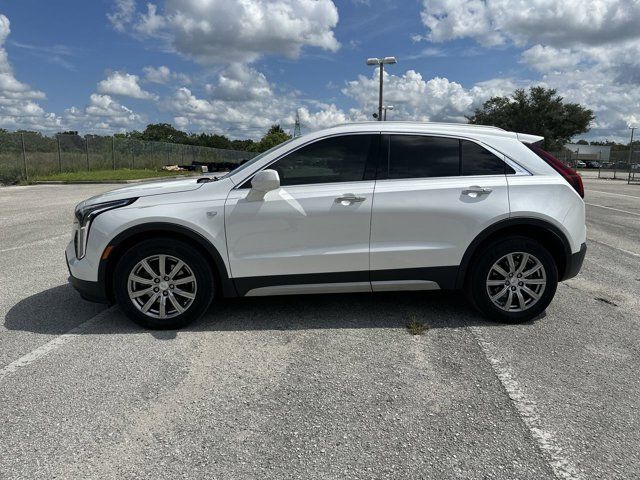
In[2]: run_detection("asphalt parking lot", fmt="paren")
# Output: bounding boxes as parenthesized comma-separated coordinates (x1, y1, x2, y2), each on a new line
(1, 179, 638, 479)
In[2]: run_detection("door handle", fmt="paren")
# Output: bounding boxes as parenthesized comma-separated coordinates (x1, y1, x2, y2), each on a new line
(335, 194, 366, 204)
(462, 186, 493, 197)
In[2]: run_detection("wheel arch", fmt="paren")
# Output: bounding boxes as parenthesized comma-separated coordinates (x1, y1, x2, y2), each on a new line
(99, 222, 237, 303)
(456, 218, 572, 289)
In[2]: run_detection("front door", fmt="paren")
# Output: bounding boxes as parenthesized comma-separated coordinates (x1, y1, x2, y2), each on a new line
(225, 133, 379, 296)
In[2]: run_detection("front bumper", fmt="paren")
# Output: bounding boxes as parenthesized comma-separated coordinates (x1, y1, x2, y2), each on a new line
(562, 242, 587, 281)
(66, 250, 109, 304)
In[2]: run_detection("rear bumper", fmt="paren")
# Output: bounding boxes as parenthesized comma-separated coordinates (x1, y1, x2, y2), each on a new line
(562, 242, 587, 281)
(66, 251, 109, 304)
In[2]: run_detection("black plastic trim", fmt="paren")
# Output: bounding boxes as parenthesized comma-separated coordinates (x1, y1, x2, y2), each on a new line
(455, 217, 573, 289)
(98, 223, 237, 300)
(564, 242, 587, 280)
(370, 266, 458, 289)
(68, 275, 109, 304)
(233, 266, 458, 296)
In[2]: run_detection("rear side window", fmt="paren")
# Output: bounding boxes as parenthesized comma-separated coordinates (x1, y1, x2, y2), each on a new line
(386, 135, 460, 179)
(461, 140, 515, 175)
(272, 134, 375, 186)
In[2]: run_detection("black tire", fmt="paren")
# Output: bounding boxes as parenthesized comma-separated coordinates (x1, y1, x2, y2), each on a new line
(467, 236, 558, 323)
(113, 238, 215, 329)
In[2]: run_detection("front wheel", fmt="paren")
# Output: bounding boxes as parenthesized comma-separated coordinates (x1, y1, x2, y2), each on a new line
(113, 239, 215, 329)
(468, 236, 558, 323)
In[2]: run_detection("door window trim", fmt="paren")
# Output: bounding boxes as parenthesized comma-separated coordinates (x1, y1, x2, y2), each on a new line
(377, 132, 530, 180)
(234, 132, 382, 190)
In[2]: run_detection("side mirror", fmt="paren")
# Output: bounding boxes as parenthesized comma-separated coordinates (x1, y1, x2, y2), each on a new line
(247, 169, 280, 201)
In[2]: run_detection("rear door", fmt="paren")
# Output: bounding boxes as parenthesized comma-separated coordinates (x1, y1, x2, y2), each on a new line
(369, 134, 511, 291)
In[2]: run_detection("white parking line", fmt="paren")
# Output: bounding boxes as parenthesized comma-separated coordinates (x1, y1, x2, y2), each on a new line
(0, 233, 69, 253)
(585, 203, 640, 217)
(588, 190, 640, 200)
(587, 238, 640, 258)
(469, 327, 584, 480)
(0, 307, 116, 382)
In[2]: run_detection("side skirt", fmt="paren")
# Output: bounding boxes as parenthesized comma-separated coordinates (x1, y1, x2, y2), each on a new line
(234, 266, 458, 297)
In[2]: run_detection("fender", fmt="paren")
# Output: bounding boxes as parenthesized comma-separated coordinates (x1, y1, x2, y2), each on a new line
(455, 217, 572, 289)
(98, 222, 237, 301)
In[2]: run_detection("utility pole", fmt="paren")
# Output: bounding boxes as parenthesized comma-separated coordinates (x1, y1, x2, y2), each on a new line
(629, 126, 636, 167)
(366, 57, 397, 121)
(293, 110, 302, 137)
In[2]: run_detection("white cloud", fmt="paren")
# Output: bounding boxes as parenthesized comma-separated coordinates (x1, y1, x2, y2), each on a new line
(143, 65, 171, 84)
(418, 0, 640, 140)
(342, 68, 517, 123)
(520, 45, 584, 73)
(107, 0, 136, 32)
(109, 0, 340, 64)
(97, 71, 157, 100)
(165, 64, 356, 139)
(206, 64, 272, 101)
(64, 93, 145, 133)
(421, 0, 640, 48)
(143, 65, 190, 85)
(0, 14, 63, 132)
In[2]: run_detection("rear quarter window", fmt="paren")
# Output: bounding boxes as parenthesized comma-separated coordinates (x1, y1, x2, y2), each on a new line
(461, 140, 515, 175)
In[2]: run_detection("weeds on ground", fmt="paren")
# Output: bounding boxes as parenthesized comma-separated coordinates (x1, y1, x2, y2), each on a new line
(406, 316, 427, 336)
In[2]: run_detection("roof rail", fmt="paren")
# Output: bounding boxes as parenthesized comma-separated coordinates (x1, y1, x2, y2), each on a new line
(333, 120, 506, 131)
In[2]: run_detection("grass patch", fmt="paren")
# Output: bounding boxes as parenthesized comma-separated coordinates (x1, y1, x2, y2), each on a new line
(406, 317, 427, 336)
(30, 168, 193, 182)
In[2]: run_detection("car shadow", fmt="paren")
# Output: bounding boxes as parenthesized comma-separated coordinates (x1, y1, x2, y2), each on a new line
(5, 284, 543, 336)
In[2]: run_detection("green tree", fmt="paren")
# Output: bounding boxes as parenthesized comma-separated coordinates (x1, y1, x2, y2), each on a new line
(576, 139, 589, 145)
(255, 124, 291, 153)
(467, 87, 595, 150)
(139, 123, 189, 143)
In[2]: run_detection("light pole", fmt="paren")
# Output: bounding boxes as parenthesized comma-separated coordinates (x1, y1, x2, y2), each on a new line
(383, 105, 394, 121)
(366, 57, 397, 121)
(372, 105, 394, 121)
(629, 126, 636, 167)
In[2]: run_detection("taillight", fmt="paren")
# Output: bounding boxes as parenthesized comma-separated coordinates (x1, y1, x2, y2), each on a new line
(526, 145, 584, 198)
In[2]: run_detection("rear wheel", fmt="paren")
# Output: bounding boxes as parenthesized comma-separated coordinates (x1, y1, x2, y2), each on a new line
(468, 236, 558, 323)
(114, 239, 215, 329)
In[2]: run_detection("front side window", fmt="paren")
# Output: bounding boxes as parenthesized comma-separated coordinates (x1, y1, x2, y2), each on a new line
(386, 135, 460, 179)
(271, 134, 375, 186)
(461, 140, 514, 175)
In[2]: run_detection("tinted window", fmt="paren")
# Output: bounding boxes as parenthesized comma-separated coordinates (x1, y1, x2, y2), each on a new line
(272, 135, 374, 186)
(461, 140, 514, 175)
(387, 135, 460, 179)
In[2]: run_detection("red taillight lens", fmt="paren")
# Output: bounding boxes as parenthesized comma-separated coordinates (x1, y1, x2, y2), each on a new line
(526, 145, 584, 198)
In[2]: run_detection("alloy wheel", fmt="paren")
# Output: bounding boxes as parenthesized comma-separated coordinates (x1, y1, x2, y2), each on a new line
(127, 254, 198, 319)
(485, 252, 547, 312)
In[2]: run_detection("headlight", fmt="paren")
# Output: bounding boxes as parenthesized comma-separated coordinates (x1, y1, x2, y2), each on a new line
(73, 198, 137, 259)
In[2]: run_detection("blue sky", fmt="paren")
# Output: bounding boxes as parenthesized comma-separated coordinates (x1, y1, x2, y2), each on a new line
(1, 0, 638, 141)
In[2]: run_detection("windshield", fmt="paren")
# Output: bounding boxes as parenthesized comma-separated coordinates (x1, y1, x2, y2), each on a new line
(224, 138, 296, 179)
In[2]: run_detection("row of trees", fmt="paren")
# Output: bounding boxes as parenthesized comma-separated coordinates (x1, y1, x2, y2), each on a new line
(0, 125, 292, 155)
(117, 124, 291, 154)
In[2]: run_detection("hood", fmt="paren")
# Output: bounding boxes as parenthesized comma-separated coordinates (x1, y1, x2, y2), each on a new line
(83, 176, 210, 206)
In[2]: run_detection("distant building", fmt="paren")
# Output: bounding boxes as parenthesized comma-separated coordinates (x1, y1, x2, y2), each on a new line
(565, 144, 611, 162)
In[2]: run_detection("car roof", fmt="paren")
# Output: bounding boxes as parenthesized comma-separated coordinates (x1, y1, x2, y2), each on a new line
(306, 121, 544, 144)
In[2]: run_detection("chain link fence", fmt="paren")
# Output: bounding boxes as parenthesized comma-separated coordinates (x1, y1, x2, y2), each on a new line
(550, 148, 640, 184)
(0, 131, 256, 183)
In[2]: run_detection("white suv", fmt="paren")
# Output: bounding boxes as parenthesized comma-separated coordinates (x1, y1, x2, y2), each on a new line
(66, 122, 586, 329)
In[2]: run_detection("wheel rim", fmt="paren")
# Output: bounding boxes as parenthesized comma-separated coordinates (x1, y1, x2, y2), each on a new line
(127, 254, 197, 319)
(486, 252, 547, 313)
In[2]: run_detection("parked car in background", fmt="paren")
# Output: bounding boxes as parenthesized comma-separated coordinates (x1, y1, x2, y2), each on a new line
(66, 122, 587, 329)
(586, 161, 601, 169)
(576, 160, 587, 168)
